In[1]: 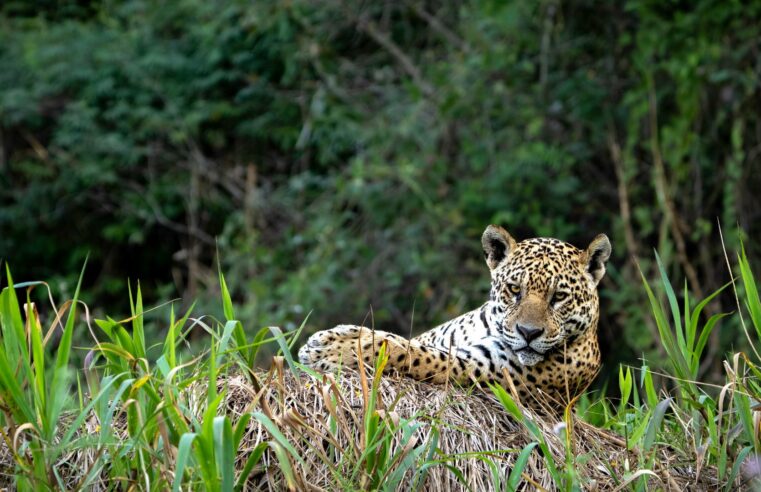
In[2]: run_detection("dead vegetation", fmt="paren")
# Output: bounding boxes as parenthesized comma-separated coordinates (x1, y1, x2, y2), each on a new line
(1, 362, 722, 491)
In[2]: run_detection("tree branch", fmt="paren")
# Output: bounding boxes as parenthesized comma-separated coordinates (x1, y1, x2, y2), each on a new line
(608, 134, 639, 261)
(407, 2, 468, 51)
(358, 18, 436, 99)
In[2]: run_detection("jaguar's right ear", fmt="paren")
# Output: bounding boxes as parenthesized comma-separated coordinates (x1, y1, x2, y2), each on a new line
(481, 225, 517, 270)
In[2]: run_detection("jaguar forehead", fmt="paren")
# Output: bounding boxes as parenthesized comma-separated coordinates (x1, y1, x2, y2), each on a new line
(508, 239, 583, 267)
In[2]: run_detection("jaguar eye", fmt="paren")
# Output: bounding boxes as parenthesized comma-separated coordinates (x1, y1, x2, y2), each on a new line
(552, 291, 568, 304)
(508, 284, 521, 296)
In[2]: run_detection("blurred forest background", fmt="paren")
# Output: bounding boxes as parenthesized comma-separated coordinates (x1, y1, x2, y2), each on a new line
(1, 0, 760, 383)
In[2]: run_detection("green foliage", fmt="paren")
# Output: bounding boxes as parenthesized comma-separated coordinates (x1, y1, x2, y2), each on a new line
(0, 263, 87, 489)
(640, 252, 729, 399)
(0, 264, 307, 489)
(1, 0, 760, 378)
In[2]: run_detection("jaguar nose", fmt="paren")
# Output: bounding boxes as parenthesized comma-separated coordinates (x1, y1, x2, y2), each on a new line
(517, 324, 543, 343)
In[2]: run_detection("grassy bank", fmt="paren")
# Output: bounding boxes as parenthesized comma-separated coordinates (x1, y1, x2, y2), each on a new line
(0, 249, 759, 490)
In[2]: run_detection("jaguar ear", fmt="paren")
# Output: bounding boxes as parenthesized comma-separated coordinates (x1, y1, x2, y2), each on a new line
(481, 225, 517, 270)
(584, 234, 612, 285)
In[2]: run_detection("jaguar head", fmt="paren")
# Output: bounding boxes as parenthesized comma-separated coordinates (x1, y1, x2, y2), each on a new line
(481, 225, 611, 366)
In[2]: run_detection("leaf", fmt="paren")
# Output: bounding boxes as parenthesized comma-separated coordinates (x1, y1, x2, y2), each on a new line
(694, 313, 728, 367)
(251, 412, 305, 467)
(507, 442, 538, 491)
(640, 267, 692, 384)
(130, 281, 146, 359)
(738, 246, 761, 345)
(724, 446, 753, 491)
(235, 442, 268, 491)
(643, 398, 671, 451)
(268, 326, 300, 380)
(213, 416, 235, 492)
(618, 366, 633, 411)
(27, 293, 46, 416)
(48, 257, 87, 434)
(490, 384, 523, 422)
(216, 320, 239, 368)
(628, 409, 651, 447)
(233, 413, 252, 450)
(270, 442, 297, 491)
(219, 264, 235, 321)
(173, 433, 197, 492)
(655, 251, 683, 353)
(640, 365, 658, 408)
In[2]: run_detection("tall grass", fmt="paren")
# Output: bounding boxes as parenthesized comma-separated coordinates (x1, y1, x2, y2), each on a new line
(0, 263, 86, 489)
(0, 259, 299, 490)
(0, 244, 759, 490)
(0, 262, 465, 490)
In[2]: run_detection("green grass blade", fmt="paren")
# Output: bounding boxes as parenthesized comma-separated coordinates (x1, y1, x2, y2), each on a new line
(232, 321, 251, 367)
(208, 342, 218, 404)
(219, 265, 235, 321)
(689, 282, 730, 350)
(0, 344, 35, 422)
(640, 268, 692, 383)
(1, 265, 26, 363)
(100, 378, 136, 444)
(61, 374, 122, 445)
(694, 313, 728, 366)
(213, 416, 235, 492)
(27, 292, 46, 416)
(173, 432, 197, 492)
(48, 257, 87, 434)
(655, 252, 685, 355)
(738, 246, 761, 344)
(640, 364, 658, 408)
(0, 269, 35, 424)
(233, 413, 252, 449)
(684, 281, 693, 360)
(734, 392, 757, 452)
(643, 398, 671, 451)
(130, 282, 146, 359)
(268, 326, 299, 375)
(202, 393, 224, 443)
(618, 366, 633, 411)
(288, 312, 311, 350)
(628, 409, 651, 447)
(194, 393, 224, 487)
(235, 442, 268, 491)
(490, 383, 523, 422)
(383, 441, 427, 491)
(163, 302, 195, 372)
(507, 442, 538, 491)
(724, 446, 753, 492)
(489, 384, 560, 482)
(251, 412, 305, 467)
(165, 304, 177, 369)
(270, 442, 297, 490)
(216, 320, 238, 368)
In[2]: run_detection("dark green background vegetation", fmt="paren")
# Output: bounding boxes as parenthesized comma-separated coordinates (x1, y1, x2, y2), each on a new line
(1, 0, 759, 381)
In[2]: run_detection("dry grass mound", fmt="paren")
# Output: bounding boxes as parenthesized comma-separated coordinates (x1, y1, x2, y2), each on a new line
(0, 362, 722, 490)
(220, 364, 718, 491)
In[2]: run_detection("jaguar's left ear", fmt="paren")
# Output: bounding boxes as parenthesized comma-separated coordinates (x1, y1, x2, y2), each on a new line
(583, 234, 611, 285)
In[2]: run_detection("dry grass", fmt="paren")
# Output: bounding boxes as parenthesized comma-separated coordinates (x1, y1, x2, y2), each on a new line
(232, 367, 719, 491)
(1, 361, 722, 491)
